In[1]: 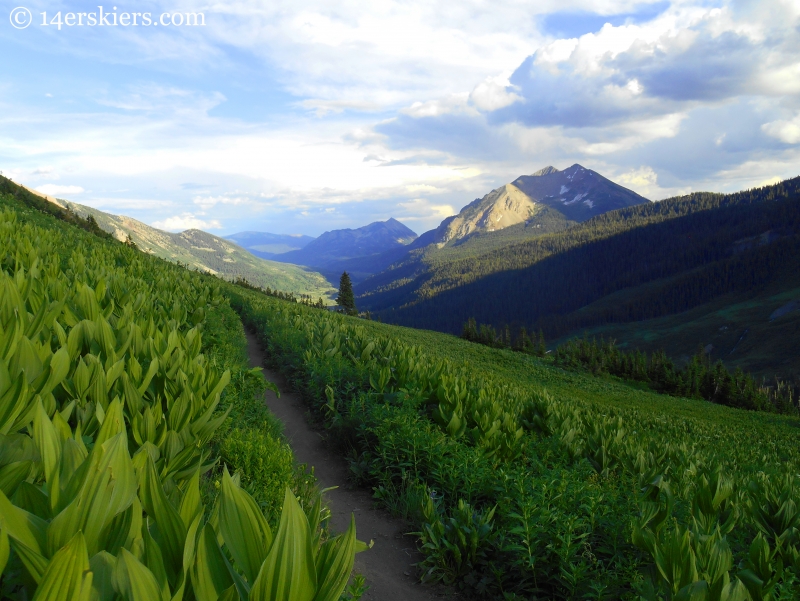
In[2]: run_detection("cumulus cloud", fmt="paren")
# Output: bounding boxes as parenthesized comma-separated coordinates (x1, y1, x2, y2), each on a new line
(396, 198, 456, 222)
(35, 184, 85, 196)
(762, 115, 800, 145)
(152, 213, 223, 231)
(614, 166, 659, 198)
(376, 0, 800, 194)
(469, 76, 523, 111)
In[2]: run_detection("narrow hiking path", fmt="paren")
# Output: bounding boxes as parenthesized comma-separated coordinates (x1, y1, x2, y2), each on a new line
(245, 331, 449, 600)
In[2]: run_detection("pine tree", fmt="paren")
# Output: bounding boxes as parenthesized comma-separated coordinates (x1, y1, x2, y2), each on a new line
(336, 272, 358, 316)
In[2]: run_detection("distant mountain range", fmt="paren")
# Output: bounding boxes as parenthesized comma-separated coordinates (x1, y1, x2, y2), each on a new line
(228, 218, 418, 284)
(224, 231, 315, 260)
(228, 163, 646, 286)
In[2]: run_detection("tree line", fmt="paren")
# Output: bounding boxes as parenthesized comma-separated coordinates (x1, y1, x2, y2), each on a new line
(461, 317, 546, 356)
(554, 336, 799, 414)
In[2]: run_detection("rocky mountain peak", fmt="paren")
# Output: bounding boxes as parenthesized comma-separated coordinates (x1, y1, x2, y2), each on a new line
(429, 164, 648, 246)
(530, 166, 560, 176)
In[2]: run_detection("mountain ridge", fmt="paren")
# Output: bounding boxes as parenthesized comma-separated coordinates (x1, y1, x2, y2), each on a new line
(429, 163, 648, 247)
(266, 217, 418, 283)
(0, 178, 336, 300)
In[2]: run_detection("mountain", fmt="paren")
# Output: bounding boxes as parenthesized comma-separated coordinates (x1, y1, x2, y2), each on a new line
(225, 231, 315, 260)
(430, 164, 648, 246)
(359, 177, 800, 379)
(71, 205, 335, 299)
(0, 176, 335, 300)
(353, 163, 649, 301)
(270, 218, 418, 282)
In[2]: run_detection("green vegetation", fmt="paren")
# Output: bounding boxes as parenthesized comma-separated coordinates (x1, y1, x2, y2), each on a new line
(553, 276, 800, 382)
(358, 178, 800, 378)
(230, 290, 800, 599)
(0, 184, 362, 599)
(23, 184, 337, 300)
(461, 318, 546, 356)
(554, 337, 798, 414)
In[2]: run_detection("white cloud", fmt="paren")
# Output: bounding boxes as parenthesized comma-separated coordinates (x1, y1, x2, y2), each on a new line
(97, 84, 226, 117)
(152, 213, 223, 231)
(298, 99, 383, 116)
(35, 184, 85, 196)
(761, 116, 800, 144)
(403, 94, 473, 118)
(469, 76, 522, 111)
(192, 195, 250, 210)
(397, 198, 456, 221)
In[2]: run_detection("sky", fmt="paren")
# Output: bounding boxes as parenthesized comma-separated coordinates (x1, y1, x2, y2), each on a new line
(1, 0, 798, 237)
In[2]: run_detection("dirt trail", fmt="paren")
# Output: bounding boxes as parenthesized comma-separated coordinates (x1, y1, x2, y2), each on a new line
(245, 331, 445, 600)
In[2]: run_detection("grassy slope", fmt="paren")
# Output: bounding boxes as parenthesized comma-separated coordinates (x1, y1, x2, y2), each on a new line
(64, 198, 337, 300)
(322, 314, 800, 460)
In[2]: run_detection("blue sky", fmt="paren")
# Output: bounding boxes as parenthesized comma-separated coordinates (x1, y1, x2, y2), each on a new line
(1, 0, 798, 237)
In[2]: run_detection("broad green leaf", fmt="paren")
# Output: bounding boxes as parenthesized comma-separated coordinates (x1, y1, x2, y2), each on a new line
(137, 359, 159, 396)
(0, 460, 32, 497)
(112, 548, 163, 601)
(0, 487, 47, 554)
(170, 511, 201, 601)
(60, 438, 88, 488)
(37, 348, 70, 398)
(204, 371, 230, 410)
(218, 585, 239, 601)
(13, 481, 50, 520)
(31, 531, 93, 601)
(179, 470, 203, 529)
(34, 399, 62, 511)
(250, 487, 316, 601)
(313, 514, 357, 601)
(191, 523, 235, 601)
(0, 370, 29, 435)
(89, 551, 117, 601)
(137, 453, 187, 586)
(48, 432, 137, 557)
(95, 398, 125, 447)
(144, 521, 171, 601)
(105, 359, 126, 393)
(100, 499, 140, 556)
(12, 536, 49, 584)
(218, 468, 272, 584)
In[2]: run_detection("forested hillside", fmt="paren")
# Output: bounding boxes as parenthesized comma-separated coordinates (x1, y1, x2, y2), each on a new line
(359, 178, 800, 376)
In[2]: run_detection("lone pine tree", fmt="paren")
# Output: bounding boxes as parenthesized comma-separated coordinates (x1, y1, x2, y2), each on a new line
(336, 271, 358, 316)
